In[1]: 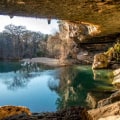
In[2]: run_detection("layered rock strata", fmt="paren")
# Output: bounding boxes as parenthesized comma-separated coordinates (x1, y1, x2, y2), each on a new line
(88, 101, 120, 120)
(59, 21, 118, 65)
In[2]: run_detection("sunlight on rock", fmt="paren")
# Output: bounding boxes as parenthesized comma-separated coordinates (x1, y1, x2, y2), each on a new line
(81, 22, 101, 36)
(0, 106, 31, 120)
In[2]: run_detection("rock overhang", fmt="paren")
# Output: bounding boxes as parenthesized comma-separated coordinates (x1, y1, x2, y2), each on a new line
(0, 0, 120, 37)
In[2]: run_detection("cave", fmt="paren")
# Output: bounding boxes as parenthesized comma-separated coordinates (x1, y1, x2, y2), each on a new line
(0, 0, 120, 120)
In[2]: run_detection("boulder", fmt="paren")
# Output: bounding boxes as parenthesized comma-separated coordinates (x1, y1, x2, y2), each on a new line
(112, 68, 120, 88)
(112, 74, 120, 88)
(92, 53, 109, 69)
(113, 68, 120, 76)
(97, 90, 120, 108)
(99, 115, 120, 120)
(0, 106, 31, 120)
(88, 101, 120, 120)
(86, 92, 97, 109)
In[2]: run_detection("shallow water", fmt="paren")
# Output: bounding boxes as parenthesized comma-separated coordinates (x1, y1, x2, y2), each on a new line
(0, 62, 115, 112)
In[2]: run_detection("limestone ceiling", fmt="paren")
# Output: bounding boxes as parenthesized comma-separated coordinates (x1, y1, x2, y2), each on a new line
(0, 0, 120, 36)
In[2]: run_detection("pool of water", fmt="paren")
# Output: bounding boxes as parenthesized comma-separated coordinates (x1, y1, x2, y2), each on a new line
(0, 62, 115, 112)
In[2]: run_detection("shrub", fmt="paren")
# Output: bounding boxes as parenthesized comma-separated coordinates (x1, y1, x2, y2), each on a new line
(105, 40, 120, 62)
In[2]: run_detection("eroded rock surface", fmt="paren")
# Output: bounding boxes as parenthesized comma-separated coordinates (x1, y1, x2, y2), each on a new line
(113, 68, 120, 76)
(0, 106, 31, 120)
(86, 92, 97, 109)
(97, 90, 120, 108)
(58, 21, 117, 65)
(88, 101, 120, 120)
(112, 68, 120, 88)
(2, 106, 92, 120)
(32, 107, 92, 120)
(99, 115, 120, 120)
(0, 0, 120, 37)
(92, 53, 109, 69)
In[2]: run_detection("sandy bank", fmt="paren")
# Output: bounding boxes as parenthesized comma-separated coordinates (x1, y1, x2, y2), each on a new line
(21, 57, 61, 67)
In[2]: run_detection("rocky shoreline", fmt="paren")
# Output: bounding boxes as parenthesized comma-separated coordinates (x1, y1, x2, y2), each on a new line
(0, 106, 92, 120)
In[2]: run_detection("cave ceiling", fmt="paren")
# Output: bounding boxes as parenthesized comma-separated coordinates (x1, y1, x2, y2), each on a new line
(0, 0, 120, 36)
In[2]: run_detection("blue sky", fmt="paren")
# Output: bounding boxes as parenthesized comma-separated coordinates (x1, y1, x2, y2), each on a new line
(0, 15, 59, 34)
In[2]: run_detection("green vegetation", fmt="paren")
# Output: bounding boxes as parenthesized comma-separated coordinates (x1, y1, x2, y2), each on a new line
(46, 33, 61, 58)
(113, 40, 120, 62)
(0, 24, 62, 61)
(0, 24, 48, 60)
(105, 40, 120, 62)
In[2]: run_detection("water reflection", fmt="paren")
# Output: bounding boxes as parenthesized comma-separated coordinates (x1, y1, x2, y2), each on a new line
(0, 63, 37, 90)
(0, 62, 21, 72)
(0, 62, 114, 112)
(0, 62, 54, 90)
(0, 62, 58, 112)
(3, 73, 30, 90)
(53, 66, 114, 109)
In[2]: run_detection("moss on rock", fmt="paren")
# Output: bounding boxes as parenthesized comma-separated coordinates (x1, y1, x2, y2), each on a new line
(92, 53, 109, 69)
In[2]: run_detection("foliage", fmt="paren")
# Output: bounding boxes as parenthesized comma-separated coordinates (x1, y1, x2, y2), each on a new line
(105, 40, 120, 62)
(47, 33, 61, 58)
(113, 40, 120, 62)
(0, 24, 47, 60)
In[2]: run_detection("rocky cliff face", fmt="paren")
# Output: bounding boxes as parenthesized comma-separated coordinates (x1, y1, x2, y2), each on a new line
(58, 21, 120, 65)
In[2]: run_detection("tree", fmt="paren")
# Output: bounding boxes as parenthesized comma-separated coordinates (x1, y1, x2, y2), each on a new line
(0, 24, 48, 60)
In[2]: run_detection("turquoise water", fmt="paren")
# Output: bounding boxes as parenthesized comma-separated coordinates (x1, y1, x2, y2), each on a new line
(0, 62, 114, 112)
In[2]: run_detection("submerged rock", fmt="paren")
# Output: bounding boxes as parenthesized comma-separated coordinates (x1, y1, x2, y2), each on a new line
(92, 53, 109, 69)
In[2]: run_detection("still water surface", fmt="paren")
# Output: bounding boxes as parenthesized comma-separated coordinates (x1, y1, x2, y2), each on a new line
(0, 62, 114, 112)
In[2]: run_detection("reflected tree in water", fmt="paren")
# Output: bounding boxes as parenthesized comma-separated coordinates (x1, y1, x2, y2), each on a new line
(47, 66, 114, 110)
(4, 73, 30, 90)
(48, 78, 59, 92)
(2, 62, 48, 90)
(55, 66, 92, 110)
